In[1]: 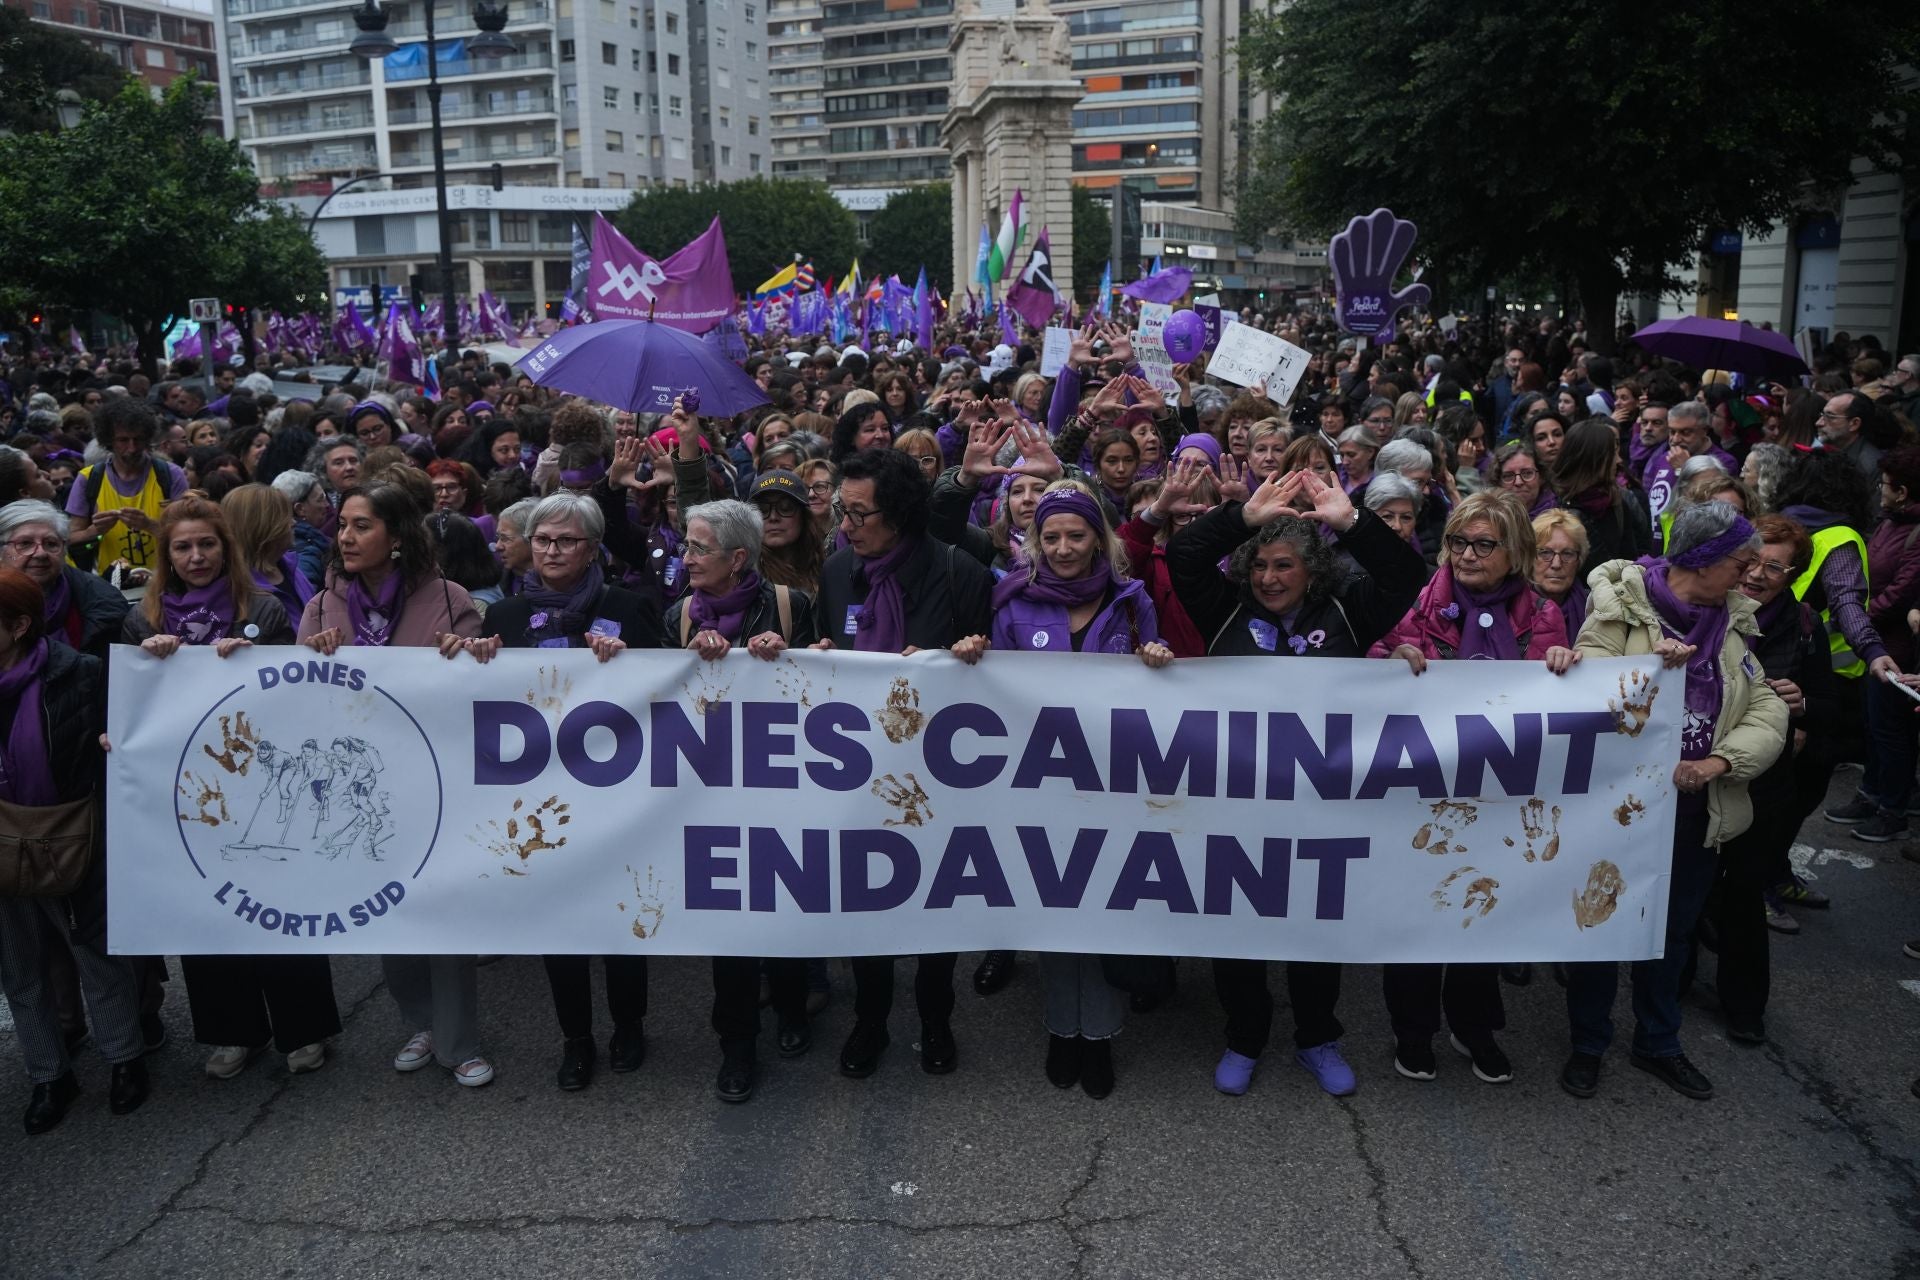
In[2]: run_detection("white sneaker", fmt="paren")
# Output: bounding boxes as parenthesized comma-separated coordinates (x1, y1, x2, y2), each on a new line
(393, 1031, 435, 1072)
(287, 1042, 327, 1074)
(452, 1056, 495, 1088)
(205, 1044, 261, 1080)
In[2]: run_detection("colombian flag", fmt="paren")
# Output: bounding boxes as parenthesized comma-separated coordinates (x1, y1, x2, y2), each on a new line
(753, 260, 800, 301)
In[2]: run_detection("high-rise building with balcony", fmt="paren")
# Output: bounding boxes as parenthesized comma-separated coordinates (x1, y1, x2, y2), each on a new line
(765, 0, 822, 182)
(217, 0, 763, 195)
(819, 0, 949, 190)
(4, 0, 224, 124)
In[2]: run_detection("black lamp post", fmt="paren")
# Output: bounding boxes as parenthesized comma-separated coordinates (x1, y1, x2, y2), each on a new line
(348, 0, 515, 354)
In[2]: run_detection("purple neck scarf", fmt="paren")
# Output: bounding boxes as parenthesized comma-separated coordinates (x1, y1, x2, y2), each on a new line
(345, 570, 405, 648)
(40, 572, 71, 631)
(992, 551, 1117, 614)
(689, 571, 762, 642)
(161, 580, 237, 646)
(853, 536, 917, 653)
(1452, 573, 1525, 660)
(0, 639, 56, 805)
(1641, 561, 1729, 755)
(1750, 590, 1797, 646)
(1556, 582, 1589, 644)
(523, 563, 606, 644)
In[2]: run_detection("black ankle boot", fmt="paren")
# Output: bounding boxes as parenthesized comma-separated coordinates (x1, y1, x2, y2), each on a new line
(1045, 1034, 1082, 1088)
(24, 1072, 79, 1135)
(1079, 1038, 1114, 1099)
(109, 1059, 150, 1116)
(556, 1036, 596, 1091)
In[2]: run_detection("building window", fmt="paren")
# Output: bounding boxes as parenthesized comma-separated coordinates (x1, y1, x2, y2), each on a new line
(718, 106, 730, 127)
(667, 52, 680, 74)
(745, 40, 756, 56)
(560, 38, 575, 60)
(650, 136, 662, 157)
(668, 94, 683, 116)
(715, 27, 726, 48)
(564, 127, 580, 147)
(670, 137, 686, 159)
(563, 83, 578, 105)
(720, 144, 731, 165)
(601, 41, 617, 64)
(744, 2, 754, 17)
(647, 51, 656, 71)
(606, 130, 623, 151)
(717, 67, 732, 89)
(607, 171, 625, 187)
(501, 213, 531, 243)
(630, 5, 639, 25)
(145, 47, 165, 66)
(633, 91, 644, 108)
(747, 115, 758, 136)
(665, 12, 677, 32)
(603, 85, 618, 107)
(631, 48, 640, 70)
(749, 152, 761, 172)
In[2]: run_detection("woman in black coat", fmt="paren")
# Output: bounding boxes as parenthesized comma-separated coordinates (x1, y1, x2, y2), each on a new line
(1552, 417, 1653, 579)
(466, 491, 659, 1095)
(1164, 465, 1427, 1099)
(0, 567, 151, 1133)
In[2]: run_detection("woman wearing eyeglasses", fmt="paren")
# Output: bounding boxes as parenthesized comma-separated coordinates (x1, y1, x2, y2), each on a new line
(464, 492, 661, 1093)
(1494, 441, 1556, 517)
(1371, 489, 1577, 1087)
(1529, 510, 1591, 641)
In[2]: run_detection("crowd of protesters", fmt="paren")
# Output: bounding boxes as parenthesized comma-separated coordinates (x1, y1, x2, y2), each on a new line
(0, 305, 1917, 1134)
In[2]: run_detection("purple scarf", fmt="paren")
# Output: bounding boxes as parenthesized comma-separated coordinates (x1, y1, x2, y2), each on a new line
(1452, 575, 1525, 661)
(523, 563, 606, 645)
(1556, 582, 1589, 643)
(345, 570, 405, 648)
(40, 572, 71, 632)
(853, 537, 917, 653)
(161, 580, 237, 646)
(992, 551, 1117, 614)
(0, 639, 56, 805)
(1750, 590, 1797, 648)
(688, 571, 762, 642)
(1641, 561, 1728, 757)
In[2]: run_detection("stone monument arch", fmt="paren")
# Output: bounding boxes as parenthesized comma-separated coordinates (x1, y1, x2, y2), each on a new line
(943, 0, 1080, 313)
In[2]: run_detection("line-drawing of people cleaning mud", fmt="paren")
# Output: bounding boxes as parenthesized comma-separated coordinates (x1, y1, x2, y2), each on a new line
(316, 736, 390, 862)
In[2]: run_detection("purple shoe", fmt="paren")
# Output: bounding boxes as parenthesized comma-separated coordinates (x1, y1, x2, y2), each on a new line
(1214, 1049, 1258, 1096)
(1295, 1040, 1357, 1096)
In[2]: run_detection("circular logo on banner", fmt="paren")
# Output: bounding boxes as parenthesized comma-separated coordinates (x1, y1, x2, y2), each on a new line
(1031, 631, 1050, 649)
(172, 658, 445, 939)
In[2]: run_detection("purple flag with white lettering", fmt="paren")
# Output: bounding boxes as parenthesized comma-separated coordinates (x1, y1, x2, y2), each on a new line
(588, 213, 735, 334)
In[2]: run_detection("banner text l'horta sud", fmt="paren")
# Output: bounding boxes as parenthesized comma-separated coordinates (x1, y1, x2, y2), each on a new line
(107, 649, 1681, 961)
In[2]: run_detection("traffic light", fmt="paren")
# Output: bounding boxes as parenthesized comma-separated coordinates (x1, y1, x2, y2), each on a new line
(490, 163, 504, 192)
(28, 313, 40, 326)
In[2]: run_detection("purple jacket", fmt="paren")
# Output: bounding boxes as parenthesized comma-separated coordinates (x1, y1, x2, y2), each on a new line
(991, 578, 1159, 656)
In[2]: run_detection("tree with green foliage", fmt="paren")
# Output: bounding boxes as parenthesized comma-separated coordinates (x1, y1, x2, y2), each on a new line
(0, 6, 127, 136)
(1071, 185, 1111, 304)
(864, 183, 951, 293)
(612, 177, 860, 297)
(1235, 0, 1920, 351)
(0, 77, 327, 373)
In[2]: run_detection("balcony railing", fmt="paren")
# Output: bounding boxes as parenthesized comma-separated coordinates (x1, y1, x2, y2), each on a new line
(247, 109, 377, 136)
(391, 139, 560, 166)
(226, 0, 343, 18)
(387, 95, 555, 123)
(384, 49, 554, 81)
(236, 68, 373, 99)
(258, 149, 380, 178)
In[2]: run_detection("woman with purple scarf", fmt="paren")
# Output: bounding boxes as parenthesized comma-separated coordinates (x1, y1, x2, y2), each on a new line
(0, 568, 150, 1134)
(1371, 489, 1578, 1087)
(951, 484, 1172, 1099)
(464, 492, 659, 1095)
(1565, 502, 1789, 1101)
(117, 496, 343, 1084)
(661, 497, 819, 1104)
(299, 484, 492, 1088)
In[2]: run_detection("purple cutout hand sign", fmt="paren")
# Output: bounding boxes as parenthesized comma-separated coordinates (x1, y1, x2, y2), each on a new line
(1329, 208, 1430, 338)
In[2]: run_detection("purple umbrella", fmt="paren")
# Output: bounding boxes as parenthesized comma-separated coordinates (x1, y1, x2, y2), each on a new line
(1628, 316, 1808, 382)
(514, 318, 770, 416)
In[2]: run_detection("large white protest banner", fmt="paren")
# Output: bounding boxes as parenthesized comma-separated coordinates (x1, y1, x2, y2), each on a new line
(109, 648, 1680, 962)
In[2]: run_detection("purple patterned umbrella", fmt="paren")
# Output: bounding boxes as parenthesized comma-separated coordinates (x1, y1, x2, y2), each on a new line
(514, 318, 770, 415)
(1628, 316, 1807, 382)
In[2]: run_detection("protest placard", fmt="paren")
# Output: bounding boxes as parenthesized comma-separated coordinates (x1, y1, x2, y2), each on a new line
(1207, 324, 1313, 404)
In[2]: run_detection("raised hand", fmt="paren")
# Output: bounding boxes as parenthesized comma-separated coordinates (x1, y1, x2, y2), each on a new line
(1099, 321, 1134, 366)
(1010, 419, 1064, 481)
(1241, 470, 1300, 528)
(1130, 375, 1167, 413)
(1217, 452, 1252, 504)
(642, 438, 677, 488)
(1068, 325, 1095, 370)
(1293, 468, 1357, 531)
(961, 419, 1015, 483)
(608, 435, 645, 489)
(987, 396, 1020, 428)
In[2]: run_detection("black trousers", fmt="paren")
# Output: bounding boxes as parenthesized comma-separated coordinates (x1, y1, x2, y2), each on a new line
(850, 953, 957, 1025)
(181, 954, 342, 1053)
(711, 957, 807, 1057)
(1686, 755, 1797, 1018)
(1381, 963, 1504, 1041)
(1211, 959, 1343, 1058)
(542, 955, 648, 1040)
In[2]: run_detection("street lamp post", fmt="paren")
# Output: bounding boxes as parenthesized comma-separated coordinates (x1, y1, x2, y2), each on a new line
(349, 0, 515, 357)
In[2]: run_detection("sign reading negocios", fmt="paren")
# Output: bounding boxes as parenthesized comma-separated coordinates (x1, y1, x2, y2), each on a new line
(108, 649, 1681, 961)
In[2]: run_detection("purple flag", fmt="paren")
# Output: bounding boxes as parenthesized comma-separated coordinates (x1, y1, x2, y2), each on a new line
(914, 268, 933, 351)
(1121, 265, 1193, 305)
(382, 302, 422, 386)
(746, 302, 766, 336)
(1005, 228, 1061, 333)
(478, 290, 521, 347)
(588, 213, 735, 334)
(999, 301, 1019, 346)
(173, 328, 202, 360)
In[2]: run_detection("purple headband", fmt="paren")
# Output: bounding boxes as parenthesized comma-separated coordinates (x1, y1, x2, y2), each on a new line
(1668, 514, 1756, 569)
(559, 460, 608, 487)
(1032, 488, 1106, 538)
(1174, 432, 1223, 472)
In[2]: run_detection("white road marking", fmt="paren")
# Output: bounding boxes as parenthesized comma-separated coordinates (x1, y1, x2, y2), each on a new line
(1898, 980, 1920, 1002)
(1789, 843, 1877, 881)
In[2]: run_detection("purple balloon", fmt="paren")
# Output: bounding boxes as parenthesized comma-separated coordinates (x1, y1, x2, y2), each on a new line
(1162, 309, 1207, 363)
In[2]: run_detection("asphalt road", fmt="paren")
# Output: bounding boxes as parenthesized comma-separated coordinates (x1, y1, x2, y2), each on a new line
(3, 773, 1918, 1280)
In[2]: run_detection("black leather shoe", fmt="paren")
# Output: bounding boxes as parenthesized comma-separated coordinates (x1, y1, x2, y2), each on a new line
(1079, 1038, 1114, 1099)
(1631, 1051, 1713, 1100)
(715, 1054, 755, 1104)
(109, 1060, 150, 1116)
(920, 1021, 957, 1075)
(777, 1017, 812, 1058)
(608, 1025, 645, 1074)
(1045, 1034, 1082, 1088)
(972, 950, 1016, 996)
(1560, 1052, 1602, 1099)
(556, 1036, 596, 1091)
(24, 1072, 79, 1135)
(1725, 1013, 1766, 1045)
(839, 1021, 889, 1078)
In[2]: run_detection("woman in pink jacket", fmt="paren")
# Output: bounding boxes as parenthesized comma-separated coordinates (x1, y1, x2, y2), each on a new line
(298, 483, 490, 1086)
(1369, 489, 1578, 1087)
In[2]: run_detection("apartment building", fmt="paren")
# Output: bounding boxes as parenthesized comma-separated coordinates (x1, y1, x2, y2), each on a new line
(4, 0, 223, 121)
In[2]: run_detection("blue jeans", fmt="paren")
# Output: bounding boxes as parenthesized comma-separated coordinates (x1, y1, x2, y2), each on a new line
(1564, 809, 1716, 1058)
(1862, 678, 1919, 815)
